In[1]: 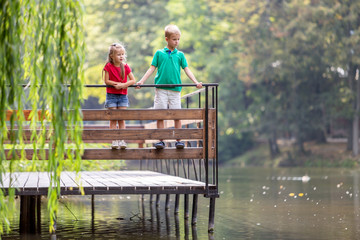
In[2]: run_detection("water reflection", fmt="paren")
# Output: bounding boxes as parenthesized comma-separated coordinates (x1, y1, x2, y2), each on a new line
(4, 167, 360, 239)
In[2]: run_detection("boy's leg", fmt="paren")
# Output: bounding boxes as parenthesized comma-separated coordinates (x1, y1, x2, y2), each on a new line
(154, 89, 167, 149)
(169, 91, 184, 149)
(157, 120, 164, 130)
(175, 119, 181, 141)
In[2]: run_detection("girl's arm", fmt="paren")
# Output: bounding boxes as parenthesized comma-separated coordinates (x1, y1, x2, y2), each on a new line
(184, 67, 202, 89)
(116, 72, 136, 89)
(103, 71, 119, 86)
(136, 65, 156, 88)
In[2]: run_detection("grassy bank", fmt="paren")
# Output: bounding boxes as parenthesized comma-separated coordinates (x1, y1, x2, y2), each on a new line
(224, 141, 359, 168)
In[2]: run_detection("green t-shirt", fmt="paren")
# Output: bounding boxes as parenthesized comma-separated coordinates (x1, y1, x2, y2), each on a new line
(151, 47, 188, 92)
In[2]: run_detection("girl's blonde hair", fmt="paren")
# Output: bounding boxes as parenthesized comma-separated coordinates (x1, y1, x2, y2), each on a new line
(106, 42, 126, 79)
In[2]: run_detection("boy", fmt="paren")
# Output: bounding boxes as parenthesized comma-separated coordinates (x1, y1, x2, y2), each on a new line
(136, 24, 202, 149)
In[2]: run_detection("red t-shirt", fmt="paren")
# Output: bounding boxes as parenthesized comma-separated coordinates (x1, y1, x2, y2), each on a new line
(104, 62, 132, 95)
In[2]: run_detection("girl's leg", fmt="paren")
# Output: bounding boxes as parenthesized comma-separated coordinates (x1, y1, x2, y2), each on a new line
(108, 107, 118, 149)
(118, 106, 127, 149)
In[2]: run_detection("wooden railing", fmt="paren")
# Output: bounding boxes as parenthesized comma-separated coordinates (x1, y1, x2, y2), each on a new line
(4, 84, 219, 197)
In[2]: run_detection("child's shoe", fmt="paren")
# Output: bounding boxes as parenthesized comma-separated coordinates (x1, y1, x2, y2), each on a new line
(155, 141, 165, 149)
(111, 140, 119, 149)
(175, 141, 185, 149)
(119, 140, 127, 149)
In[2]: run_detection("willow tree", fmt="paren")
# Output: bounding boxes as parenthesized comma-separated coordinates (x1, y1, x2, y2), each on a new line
(0, 0, 84, 233)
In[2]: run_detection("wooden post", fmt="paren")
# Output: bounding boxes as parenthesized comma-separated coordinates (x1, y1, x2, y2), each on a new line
(91, 195, 95, 232)
(20, 195, 29, 233)
(184, 194, 189, 219)
(165, 210, 171, 235)
(191, 194, 198, 225)
(20, 195, 38, 233)
(192, 224, 198, 240)
(174, 194, 180, 214)
(175, 212, 180, 238)
(141, 196, 146, 222)
(208, 197, 216, 233)
(165, 194, 170, 211)
(150, 194, 154, 204)
(156, 194, 160, 208)
(36, 196, 41, 233)
(184, 218, 190, 239)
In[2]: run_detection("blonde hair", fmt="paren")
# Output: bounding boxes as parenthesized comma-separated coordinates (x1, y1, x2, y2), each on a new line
(165, 24, 181, 38)
(106, 42, 126, 79)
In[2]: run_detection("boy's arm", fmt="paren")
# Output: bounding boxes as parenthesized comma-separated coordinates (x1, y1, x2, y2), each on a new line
(136, 65, 156, 88)
(184, 67, 202, 89)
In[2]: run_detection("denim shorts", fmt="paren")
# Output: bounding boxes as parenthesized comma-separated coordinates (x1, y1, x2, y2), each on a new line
(105, 93, 129, 108)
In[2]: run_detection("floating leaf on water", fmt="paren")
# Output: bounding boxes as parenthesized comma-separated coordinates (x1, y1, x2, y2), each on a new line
(298, 193, 304, 197)
(289, 193, 295, 197)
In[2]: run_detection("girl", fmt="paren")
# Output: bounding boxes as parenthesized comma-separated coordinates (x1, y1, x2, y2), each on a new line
(103, 43, 135, 149)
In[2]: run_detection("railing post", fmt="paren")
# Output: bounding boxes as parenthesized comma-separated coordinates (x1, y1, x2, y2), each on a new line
(205, 85, 209, 196)
(215, 85, 219, 188)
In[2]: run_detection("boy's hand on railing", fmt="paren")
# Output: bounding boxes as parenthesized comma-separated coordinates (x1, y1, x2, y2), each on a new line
(196, 82, 203, 89)
(135, 81, 143, 89)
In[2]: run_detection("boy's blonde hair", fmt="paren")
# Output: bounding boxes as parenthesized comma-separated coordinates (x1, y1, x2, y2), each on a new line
(165, 24, 181, 38)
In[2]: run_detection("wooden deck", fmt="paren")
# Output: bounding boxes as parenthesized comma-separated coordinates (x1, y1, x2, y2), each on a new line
(1, 170, 217, 196)
(2, 84, 219, 233)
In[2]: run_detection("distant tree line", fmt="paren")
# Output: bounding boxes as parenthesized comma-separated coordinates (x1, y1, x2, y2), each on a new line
(84, 0, 360, 161)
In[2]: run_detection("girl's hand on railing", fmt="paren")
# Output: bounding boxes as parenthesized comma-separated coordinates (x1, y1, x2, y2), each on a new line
(114, 83, 126, 89)
(196, 82, 203, 89)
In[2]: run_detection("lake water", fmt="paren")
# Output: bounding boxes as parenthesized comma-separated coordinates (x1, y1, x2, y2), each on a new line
(2, 167, 360, 239)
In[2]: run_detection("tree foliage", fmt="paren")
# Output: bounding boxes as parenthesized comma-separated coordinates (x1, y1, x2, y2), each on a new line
(82, 0, 360, 160)
(0, 0, 84, 233)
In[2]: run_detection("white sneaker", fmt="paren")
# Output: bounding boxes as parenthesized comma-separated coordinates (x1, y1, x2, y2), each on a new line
(111, 140, 119, 149)
(119, 140, 127, 149)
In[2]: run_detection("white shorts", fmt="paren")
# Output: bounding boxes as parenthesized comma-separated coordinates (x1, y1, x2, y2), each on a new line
(154, 88, 181, 109)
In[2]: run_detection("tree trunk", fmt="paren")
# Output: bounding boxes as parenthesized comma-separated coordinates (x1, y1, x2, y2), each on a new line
(268, 131, 280, 158)
(347, 120, 353, 151)
(353, 68, 359, 156)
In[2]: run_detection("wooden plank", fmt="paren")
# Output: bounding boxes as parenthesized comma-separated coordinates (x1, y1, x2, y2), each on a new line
(81, 128, 203, 141)
(5, 110, 49, 121)
(0, 170, 213, 196)
(81, 171, 122, 188)
(77, 172, 108, 191)
(143, 119, 203, 129)
(4, 148, 203, 160)
(37, 172, 51, 189)
(60, 172, 80, 192)
(64, 172, 93, 189)
(92, 171, 135, 188)
(82, 109, 204, 121)
(6, 109, 204, 121)
(9, 172, 31, 190)
(23, 172, 39, 189)
(82, 148, 203, 160)
(208, 109, 217, 159)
